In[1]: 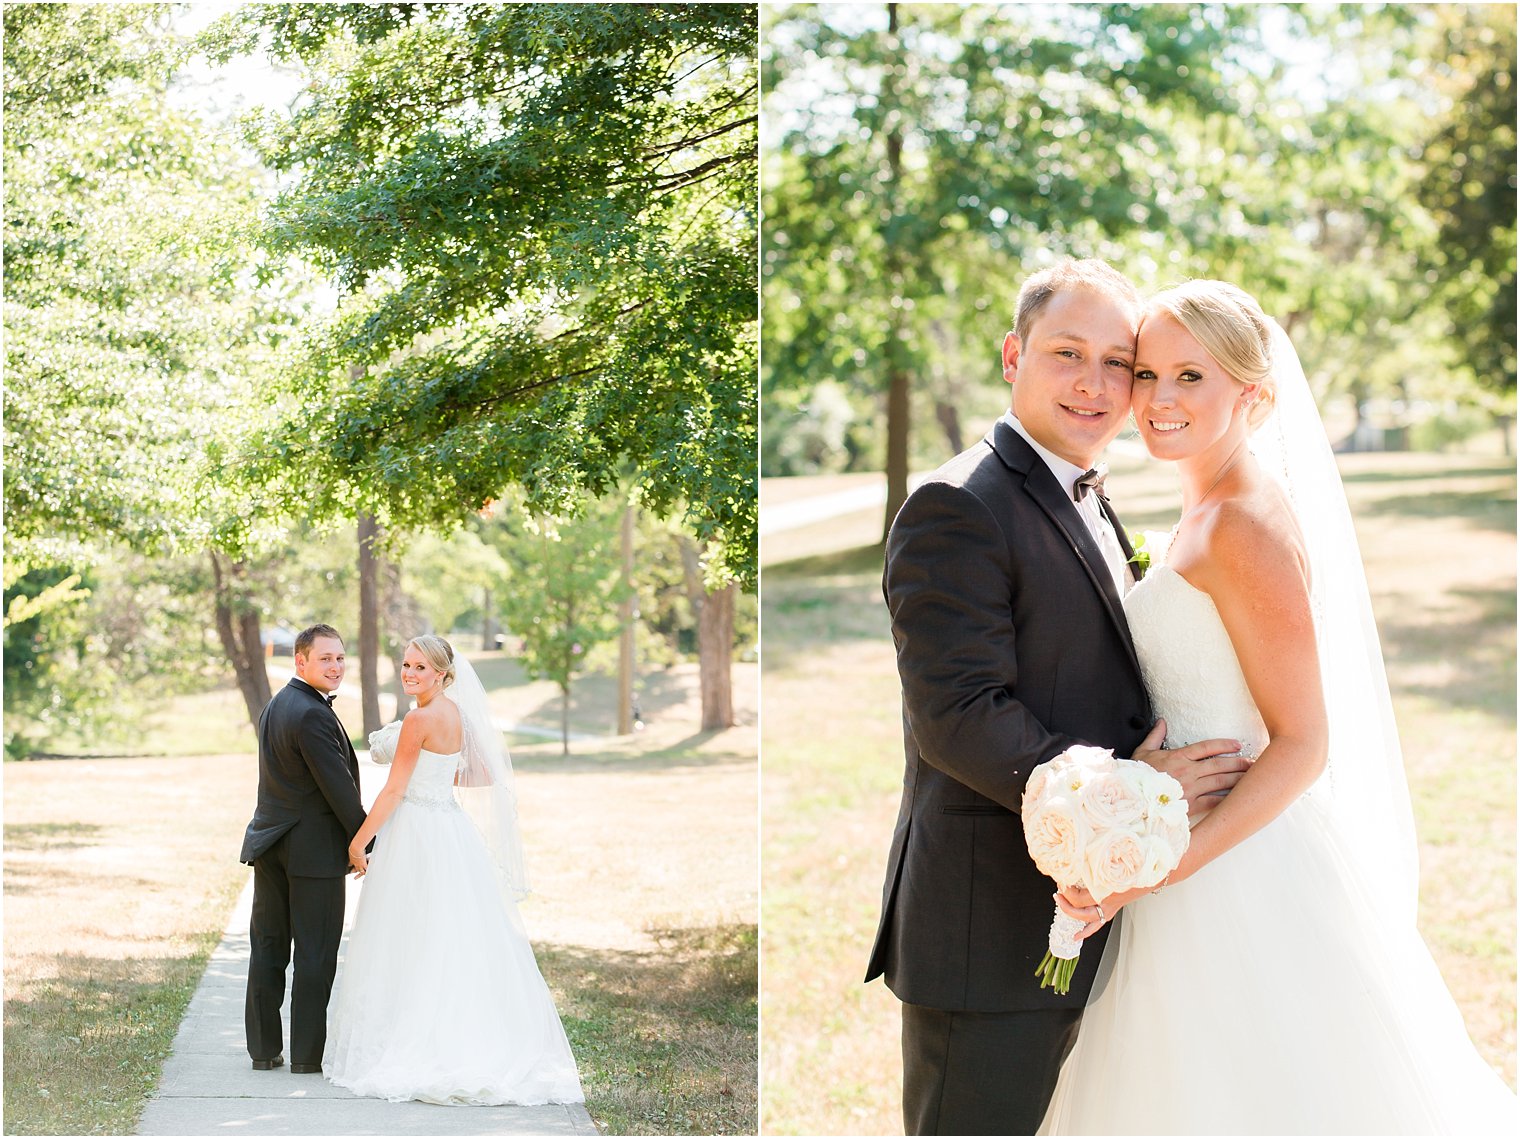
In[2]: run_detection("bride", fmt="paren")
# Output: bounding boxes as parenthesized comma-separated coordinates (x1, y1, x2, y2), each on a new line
(322, 634, 583, 1106)
(1040, 281, 1515, 1134)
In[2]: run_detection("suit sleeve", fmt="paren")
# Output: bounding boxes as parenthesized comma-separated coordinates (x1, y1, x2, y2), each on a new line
(296, 705, 367, 840)
(885, 481, 1082, 810)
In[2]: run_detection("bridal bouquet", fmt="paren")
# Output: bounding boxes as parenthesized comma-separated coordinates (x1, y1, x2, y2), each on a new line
(1021, 745, 1190, 994)
(367, 721, 401, 765)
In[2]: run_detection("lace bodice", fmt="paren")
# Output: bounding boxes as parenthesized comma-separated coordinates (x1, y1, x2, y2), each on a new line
(1123, 564, 1268, 758)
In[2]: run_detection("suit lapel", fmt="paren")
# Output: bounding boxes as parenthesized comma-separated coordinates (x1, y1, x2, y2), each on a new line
(986, 425, 1142, 671)
(1100, 493, 1144, 582)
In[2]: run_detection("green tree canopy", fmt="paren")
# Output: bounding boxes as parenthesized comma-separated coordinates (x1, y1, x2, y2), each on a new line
(1413, 3, 1517, 395)
(2, 2, 299, 751)
(208, 2, 759, 586)
(762, 2, 1270, 521)
(3, 2, 275, 578)
(763, 3, 1517, 498)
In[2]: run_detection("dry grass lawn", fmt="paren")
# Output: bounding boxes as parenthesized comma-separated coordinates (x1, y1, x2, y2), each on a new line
(4, 659, 758, 1137)
(513, 692, 759, 1136)
(760, 451, 1516, 1135)
(3, 755, 256, 1135)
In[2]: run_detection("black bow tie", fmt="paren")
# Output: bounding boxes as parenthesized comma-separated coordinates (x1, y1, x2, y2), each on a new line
(1074, 466, 1108, 503)
(324, 694, 337, 707)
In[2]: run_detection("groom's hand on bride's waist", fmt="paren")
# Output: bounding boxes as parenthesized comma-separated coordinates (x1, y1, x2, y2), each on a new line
(1130, 718, 1251, 818)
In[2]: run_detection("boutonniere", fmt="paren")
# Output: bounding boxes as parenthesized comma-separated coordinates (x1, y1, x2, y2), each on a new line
(1127, 530, 1152, 576)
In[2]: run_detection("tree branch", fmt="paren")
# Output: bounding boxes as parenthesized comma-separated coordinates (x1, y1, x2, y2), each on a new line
(643, 109, 758, 160)
(647, 150, 749, 197)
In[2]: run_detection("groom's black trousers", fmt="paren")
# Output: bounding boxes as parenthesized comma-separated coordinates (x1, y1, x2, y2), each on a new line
(245, 834, 346, 1067)
(902, 1003, 1083, 1135)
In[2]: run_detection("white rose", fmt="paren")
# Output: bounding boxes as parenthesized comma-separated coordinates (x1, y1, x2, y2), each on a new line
(1077, 771, 1147, 831)
(1083, 827, 1148, 901)
(1023, 796, 1085, 885)
(1157, 814, 1192, 861)
(1023, 762, 1054, 810)
(1063, 745, 1116, 774)
(1134, 833, 1180, 888)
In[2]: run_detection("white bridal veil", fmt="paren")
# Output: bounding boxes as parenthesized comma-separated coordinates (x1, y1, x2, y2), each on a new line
(1250, 320, 1421, 925)
(448, 655, 530, 900)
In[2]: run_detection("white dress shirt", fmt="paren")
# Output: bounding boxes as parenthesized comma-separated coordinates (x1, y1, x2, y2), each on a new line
(1001, 412, 1132, 595)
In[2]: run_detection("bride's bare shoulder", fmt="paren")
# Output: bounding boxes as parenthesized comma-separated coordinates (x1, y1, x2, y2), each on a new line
(403, 696, 463, 752)
(403, 698, 456, 732)
(1198, 479, 1309, 599)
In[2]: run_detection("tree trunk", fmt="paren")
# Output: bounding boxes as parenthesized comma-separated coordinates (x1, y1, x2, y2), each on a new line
(617, 503, 636, 735)
(884, 365, 910, 537)
(678, 535, 736, 732)
(697, 581, 736, 731)
(210, 551, 272, 730)
(560, 684, 571, 757)
(482, 586, 495, 652)
(934, 399, 964, 456)
(358, 513, 383, 736)
(881, 1, 910, 541)
(392, 653, 409, 722)
(382, 557, 408, 721)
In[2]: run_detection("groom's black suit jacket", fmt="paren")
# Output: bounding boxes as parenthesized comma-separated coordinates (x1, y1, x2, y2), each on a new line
(866, 421, 1152, 1012)
(240, 678, 366, 876)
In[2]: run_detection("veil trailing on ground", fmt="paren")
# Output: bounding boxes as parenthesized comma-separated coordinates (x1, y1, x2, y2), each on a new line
(1249, 320, 1420, 927)
(447, 656, 530, 901)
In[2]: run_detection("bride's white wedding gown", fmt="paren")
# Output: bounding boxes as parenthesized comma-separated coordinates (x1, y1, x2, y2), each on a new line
(1040, 562, 1516, 1134)
(323, 732, 583, 1106)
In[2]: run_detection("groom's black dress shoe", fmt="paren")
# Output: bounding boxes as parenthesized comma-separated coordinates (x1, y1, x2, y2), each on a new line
(251, 1055, 284, 1070)
(290, 1063, 322, 1074)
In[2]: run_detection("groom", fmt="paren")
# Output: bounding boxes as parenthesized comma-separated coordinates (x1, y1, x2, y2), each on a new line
(240, 623, 367, 1074)
(865, 258, 1248, 1134)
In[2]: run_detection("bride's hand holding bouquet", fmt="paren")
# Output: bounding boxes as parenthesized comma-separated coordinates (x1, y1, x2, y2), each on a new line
(1021, 744, 1191, 994)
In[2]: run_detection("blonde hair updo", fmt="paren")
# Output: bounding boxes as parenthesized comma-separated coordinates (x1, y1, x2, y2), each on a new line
(407, 634, 456, 688)
(1149, 280, 1278, 430)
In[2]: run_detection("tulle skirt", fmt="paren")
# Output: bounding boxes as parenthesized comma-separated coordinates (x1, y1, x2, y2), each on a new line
(323, 798, 583, 1105)
(1040, 793, 1516, 1135)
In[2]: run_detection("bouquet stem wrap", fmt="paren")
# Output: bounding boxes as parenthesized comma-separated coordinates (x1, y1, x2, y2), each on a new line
(1036, 911, 1088, 993)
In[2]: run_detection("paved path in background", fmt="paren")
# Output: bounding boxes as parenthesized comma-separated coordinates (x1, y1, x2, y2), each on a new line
(758, 437, 1154, 537)
(758, 481, 893, 535)
(137, 759, 599, 1137)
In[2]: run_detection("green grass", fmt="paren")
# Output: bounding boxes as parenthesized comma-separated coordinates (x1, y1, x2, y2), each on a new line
(546, 924, 758, 1135)
(511, 706, 759, 1134)
(760, 451, 1517, 1135)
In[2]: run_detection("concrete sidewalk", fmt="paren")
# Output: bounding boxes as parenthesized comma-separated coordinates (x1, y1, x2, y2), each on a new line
(138, 760, 598, 1136)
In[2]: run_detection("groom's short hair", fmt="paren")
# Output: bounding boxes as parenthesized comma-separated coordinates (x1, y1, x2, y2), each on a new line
(294, 623, 344, 658)
(1013, 259, 1140, 341)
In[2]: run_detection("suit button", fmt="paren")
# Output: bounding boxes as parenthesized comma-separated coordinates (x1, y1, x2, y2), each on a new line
(1129, 715, 1146, 729)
